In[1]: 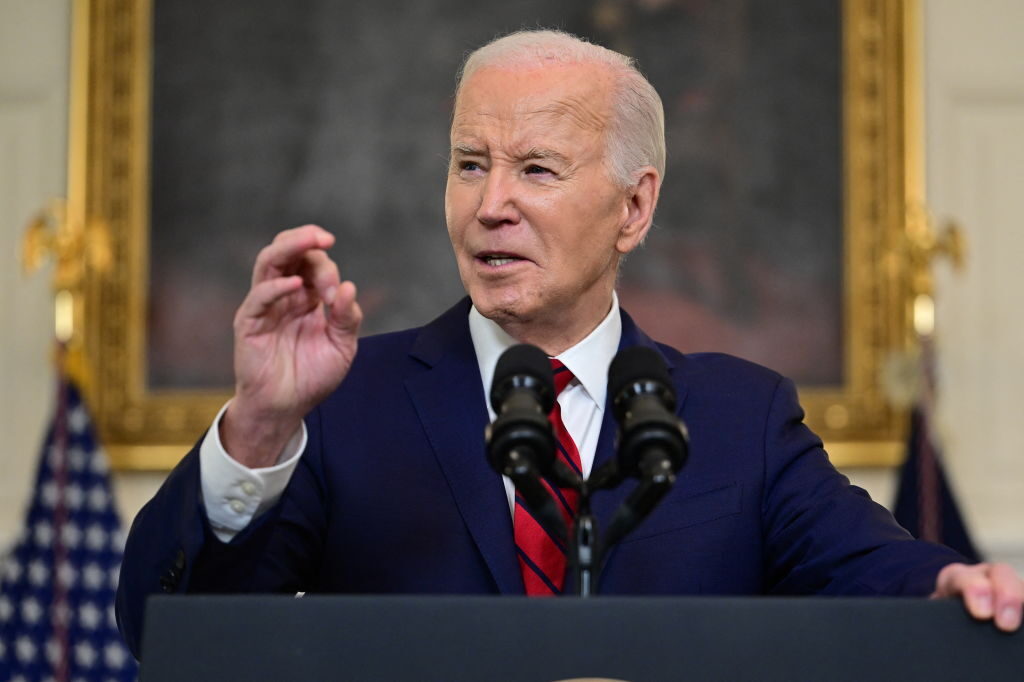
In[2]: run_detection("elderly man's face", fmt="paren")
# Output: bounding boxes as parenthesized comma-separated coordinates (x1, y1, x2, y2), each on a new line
(445, 62, 645, 334)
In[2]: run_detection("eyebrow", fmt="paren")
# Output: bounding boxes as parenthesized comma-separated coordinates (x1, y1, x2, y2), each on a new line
(450, 144, 569, 164)
(521, 147, 570, 165)
(451, 144, 484, 156)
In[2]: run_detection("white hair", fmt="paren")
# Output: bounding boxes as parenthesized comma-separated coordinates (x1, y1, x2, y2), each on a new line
(455, 30, 666, 189)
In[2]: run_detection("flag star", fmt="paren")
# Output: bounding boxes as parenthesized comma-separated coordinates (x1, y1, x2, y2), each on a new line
(66, 482, 84, 510)
(22, 597, 43, 624)
(74, 641, 97, 668)
(80, 601, 102, 630)
(0, 594, 13, 621)
(88, 484, 109, 511)
(110, 528, 126, 552)
(85, 524, 107, 551)
(90, 450, 110, 475)
(40, 480, 58, 508)
(16, 635, 37, 663)
(62, 522, 83, 548)
(28, 558, 49, 586)
(83, 562, 105, 591)
(104, 641, 128, 669)
(47, 445, 61, 468)
(57, 561, 78, 589)
(69, 445, 88, 471)
(69, 404, 89, 433)
(34, 520, 54, 546)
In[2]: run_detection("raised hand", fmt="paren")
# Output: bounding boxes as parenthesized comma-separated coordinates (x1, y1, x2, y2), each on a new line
(221, 225, 363, 467)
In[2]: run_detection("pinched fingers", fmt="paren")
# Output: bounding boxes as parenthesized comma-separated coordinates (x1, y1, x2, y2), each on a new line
(252, 224, 336, 286)
(296, 248, 343, 306)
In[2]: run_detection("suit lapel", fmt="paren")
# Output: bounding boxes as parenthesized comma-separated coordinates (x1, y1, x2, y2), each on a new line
(404, 299, 523, 594)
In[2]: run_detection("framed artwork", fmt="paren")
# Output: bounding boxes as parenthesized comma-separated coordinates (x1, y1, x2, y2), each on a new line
(70, 0, 920, 469)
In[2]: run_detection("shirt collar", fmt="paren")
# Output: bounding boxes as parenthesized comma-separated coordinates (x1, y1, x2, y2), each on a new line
(468, 292, 622, 418)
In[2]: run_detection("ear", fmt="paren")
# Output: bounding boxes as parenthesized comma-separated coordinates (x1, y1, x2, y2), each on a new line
(615, 167, 660, 255)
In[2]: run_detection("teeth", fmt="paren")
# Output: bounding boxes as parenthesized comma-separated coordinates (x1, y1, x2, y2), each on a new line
(485, 256, 518, 266)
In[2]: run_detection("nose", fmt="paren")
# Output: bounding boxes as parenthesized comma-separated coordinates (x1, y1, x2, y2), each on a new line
(475, 168, 520, 227)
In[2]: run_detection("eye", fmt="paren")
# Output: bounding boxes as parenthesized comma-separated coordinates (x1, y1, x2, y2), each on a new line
(525, 164, 552, 176)
(459, 161, 481, 172)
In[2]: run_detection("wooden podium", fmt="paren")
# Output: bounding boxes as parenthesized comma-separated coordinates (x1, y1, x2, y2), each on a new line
(140, 595, 1023, 681)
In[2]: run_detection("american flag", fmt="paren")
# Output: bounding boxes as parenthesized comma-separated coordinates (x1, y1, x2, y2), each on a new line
(0, 378, 137, 681)
(892, 335, 981, 562)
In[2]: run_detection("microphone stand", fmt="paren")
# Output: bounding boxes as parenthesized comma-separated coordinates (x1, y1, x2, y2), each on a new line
(570, 482, 598, 597)
(565, 451, 679, 597)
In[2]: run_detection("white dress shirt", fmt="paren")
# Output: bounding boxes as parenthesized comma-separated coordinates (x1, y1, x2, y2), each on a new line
(199, 294, 622, 541)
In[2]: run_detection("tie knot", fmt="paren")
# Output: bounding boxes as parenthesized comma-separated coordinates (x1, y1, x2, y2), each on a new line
(549, 358, 575, 396)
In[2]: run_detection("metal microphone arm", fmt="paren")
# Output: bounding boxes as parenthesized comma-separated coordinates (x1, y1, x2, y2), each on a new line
(601, 448, 677, 551)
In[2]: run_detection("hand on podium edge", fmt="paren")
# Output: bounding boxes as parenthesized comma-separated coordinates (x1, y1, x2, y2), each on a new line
(931, 561, 1024, 632)
(221, 225, 363, 468)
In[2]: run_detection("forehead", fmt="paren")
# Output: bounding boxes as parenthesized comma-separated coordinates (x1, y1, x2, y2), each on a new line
(451, 63, 615, 146)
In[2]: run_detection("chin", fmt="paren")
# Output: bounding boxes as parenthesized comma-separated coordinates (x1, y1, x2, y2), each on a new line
(470, 289, 535, 325)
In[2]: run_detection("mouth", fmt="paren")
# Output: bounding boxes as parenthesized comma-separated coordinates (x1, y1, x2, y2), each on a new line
(477, 252, 528, 268)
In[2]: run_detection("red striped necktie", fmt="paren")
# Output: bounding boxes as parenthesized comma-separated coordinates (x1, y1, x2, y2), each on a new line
(514, 358, 582, 595)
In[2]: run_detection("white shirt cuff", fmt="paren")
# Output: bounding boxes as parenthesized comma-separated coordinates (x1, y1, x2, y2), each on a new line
(199, 401, 307, 542)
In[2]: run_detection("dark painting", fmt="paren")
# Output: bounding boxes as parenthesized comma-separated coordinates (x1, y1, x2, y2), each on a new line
(148, 0, 841, 390)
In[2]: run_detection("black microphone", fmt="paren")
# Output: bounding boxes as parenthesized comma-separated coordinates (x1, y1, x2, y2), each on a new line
(485, 344, 568, 544)
(601, 346, 690, 548)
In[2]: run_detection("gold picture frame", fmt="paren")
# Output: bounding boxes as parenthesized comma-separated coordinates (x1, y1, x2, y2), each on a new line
(70, 0, 921, 470)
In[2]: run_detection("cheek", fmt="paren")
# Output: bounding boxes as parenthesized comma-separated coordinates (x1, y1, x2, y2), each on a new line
(444, 184, 474, 240)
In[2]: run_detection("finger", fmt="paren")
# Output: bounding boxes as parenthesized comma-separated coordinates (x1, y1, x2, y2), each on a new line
(252, 225, 335, 285)
(296, 249, 342, 304)
(933, 563, 995, 617)
(327, 280, 363, 338)
(235, 275, 304, 323)
(990, 563, 1024, 632)
(956, 566, 995, 620)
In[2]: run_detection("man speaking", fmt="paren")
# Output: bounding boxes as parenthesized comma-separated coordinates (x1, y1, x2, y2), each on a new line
(116, 30, 1023, 656)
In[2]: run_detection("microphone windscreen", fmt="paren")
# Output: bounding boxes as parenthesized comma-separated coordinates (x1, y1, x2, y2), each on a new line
(608, 346, 672, 404)
(490, 344, 555, 413)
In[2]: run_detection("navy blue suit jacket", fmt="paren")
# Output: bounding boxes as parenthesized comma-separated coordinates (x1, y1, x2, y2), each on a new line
(116, 299, 961, 656)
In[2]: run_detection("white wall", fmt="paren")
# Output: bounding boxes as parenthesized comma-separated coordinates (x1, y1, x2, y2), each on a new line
(924, 0, 1024, 569)
(0, 1, 1021, 572)
(0, 0, 70, 549)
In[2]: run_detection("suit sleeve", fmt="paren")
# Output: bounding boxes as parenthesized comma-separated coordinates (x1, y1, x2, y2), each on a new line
(115, 406, 330, 658)
(759, 377, 964, 595)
